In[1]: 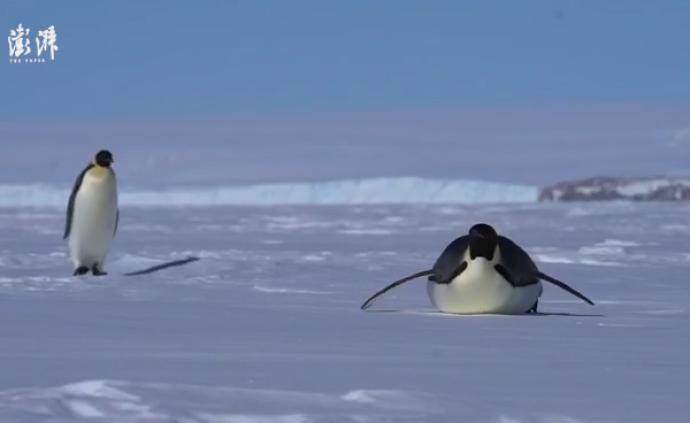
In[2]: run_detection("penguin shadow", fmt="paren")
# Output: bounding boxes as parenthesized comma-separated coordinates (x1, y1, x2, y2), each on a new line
(123, 256, 201, 276)
(529, 311, 604, 317)
(363, 309, 604, 318)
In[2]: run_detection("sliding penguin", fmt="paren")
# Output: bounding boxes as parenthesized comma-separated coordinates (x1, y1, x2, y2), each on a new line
(361, 223, 594, 314)
(64, 150, 119, 276)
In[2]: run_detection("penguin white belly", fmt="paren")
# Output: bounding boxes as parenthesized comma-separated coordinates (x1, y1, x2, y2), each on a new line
(504, 282, 542, 314)
(427, 259, 541, 314)
(69, 172, 118, 269)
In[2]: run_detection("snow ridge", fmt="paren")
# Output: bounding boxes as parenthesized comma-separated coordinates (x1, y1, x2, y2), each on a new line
(0, 379, 439, 422)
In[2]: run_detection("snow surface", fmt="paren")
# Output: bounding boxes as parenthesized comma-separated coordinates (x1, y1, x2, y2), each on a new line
(1, 202, 690, 422)
(0, 178, 538, 207)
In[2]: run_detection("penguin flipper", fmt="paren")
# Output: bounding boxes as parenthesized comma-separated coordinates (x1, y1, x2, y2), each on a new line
(431, 236, 470, 284)
(361, 269, 434, 310)
(537, 271, 594, 305)
(64, 164, 93, 239)
(497, 237, 540, 287)
(494, 264, 515, 285)
(432, 261, 468, 284)
(114, 209, 119, 235)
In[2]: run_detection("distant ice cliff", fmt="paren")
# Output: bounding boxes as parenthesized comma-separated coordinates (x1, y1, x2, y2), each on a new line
(0, 177, 539, 207)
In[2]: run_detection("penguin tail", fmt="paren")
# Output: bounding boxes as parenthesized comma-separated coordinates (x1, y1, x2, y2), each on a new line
(361, 269, 434, 310)
(537, 271, 595, 306)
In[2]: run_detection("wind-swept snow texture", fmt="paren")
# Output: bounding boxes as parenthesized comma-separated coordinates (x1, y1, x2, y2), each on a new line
(1, 202, 689, 422)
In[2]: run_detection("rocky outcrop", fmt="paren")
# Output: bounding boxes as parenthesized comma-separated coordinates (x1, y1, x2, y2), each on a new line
(539, 177, 690, 202)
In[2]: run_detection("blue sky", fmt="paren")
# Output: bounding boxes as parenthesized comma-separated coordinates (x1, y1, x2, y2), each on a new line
(2, 1, 690, 119)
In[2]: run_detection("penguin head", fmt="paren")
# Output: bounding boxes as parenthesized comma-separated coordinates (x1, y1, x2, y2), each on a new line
(94, 150, 114, 167)
(468, 223, 498, 261)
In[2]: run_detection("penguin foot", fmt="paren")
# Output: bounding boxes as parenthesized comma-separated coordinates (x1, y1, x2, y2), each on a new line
(526, 300, 539, 314)
(92, 265, 107, 276)
(73, 266, 90, 276)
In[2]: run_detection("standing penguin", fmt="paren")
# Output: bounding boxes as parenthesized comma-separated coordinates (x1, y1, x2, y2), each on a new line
(64, 150, 119, 276)
(361, 223, 594, 314)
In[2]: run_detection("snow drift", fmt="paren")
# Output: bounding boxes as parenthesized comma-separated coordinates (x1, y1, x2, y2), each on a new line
(0, 177, 538, 207)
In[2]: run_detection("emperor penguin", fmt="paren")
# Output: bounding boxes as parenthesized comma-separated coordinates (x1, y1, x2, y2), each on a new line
(361, 223, 594, 314)
(64, 150, 119, 276)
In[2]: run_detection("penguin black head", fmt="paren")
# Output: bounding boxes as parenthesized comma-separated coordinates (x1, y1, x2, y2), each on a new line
(94, 150, 114, 167)
(468, 223, 498, 261)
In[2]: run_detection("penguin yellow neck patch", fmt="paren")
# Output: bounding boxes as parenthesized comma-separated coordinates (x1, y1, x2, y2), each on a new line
(87, 165, 110, 179)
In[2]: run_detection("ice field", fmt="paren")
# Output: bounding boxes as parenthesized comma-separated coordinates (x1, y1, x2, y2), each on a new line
(1, 201, 689, 422)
